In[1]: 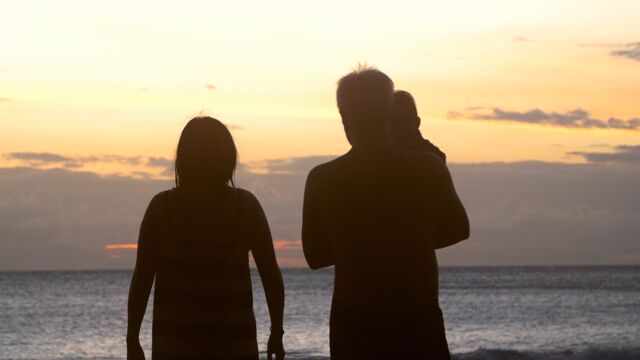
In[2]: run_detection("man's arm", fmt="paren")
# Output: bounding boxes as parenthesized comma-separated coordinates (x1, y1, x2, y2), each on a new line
(433, 163, 469, 249)
(301, 168, 334, 269)
(421, 138, 446, 163)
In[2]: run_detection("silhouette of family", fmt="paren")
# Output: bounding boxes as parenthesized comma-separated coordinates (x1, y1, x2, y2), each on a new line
(127, 66, 470, 360)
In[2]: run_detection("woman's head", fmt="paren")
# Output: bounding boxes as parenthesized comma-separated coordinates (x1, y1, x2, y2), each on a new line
(175, 117, 237, 188)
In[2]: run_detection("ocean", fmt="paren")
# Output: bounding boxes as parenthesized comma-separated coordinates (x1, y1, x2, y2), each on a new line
(1, 267, 639, 360)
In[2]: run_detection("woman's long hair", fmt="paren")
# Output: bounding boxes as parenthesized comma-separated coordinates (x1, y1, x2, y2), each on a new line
(174, 117, 237, 188)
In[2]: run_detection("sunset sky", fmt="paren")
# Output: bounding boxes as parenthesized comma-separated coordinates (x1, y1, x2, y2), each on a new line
(1, 1, 639, 269)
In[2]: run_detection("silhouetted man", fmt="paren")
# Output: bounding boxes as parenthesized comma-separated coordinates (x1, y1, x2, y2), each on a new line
(302, 66, 469, 359)
(391, 90, 446, 162)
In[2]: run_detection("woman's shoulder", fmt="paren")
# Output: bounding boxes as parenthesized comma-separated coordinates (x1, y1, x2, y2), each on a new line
(235, 187, 261, 208)
(148, 186, 263, 211)
(147, 189, 173, 210)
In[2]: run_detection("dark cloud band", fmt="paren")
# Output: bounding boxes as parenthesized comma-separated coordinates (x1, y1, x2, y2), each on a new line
(3, 152, 144, 169)
(569, 145, 640, 164)
(448, 108, 640, 131)
(610, 42, 640, 62)
(2, 151, 640, 269)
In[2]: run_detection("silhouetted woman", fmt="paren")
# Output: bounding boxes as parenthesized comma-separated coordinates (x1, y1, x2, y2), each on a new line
(127, 117, 285, 360)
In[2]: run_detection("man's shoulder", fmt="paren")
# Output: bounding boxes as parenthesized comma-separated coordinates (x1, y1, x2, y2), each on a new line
(307, 153, 350, 179)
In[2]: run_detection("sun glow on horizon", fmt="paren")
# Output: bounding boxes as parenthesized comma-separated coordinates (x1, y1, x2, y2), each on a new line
(104, 244, 138, 250)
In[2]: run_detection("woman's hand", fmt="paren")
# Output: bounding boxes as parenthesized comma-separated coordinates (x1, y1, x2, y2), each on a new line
(126, 338, 145, 360)
(267, 330, 285, 360)
(250, 196, 285, 359)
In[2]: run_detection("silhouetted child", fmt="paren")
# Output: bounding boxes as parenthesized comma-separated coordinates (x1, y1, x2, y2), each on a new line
(391, 90, 446, 162)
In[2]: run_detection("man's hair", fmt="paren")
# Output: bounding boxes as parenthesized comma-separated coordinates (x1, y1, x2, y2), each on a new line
(336, 65, 394, 123)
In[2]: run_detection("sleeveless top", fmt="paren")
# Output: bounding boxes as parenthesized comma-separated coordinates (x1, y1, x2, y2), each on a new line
(151, 189, 258, 360)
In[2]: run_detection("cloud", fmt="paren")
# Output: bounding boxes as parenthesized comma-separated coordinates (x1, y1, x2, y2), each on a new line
(4, 152, 73, 163)
(449, 108, 640, 131)
(3, 152, 152, 171)
(247, 156, 331, 175)
(91, 155, 142, 166)
(205, 84, 217, 90)
(225, 123, 244, 130)
(568, 145, 640, 164)
(147, 157, 172, 167)
(146, 156, 174, 176)
(3, 152, 84, 169)
(0, 167, 170, 270)
(2, 153, 640, 270)
(513, 36, 531, 42)
(438, 160, 640, 266)
(578, 42, 624, 48)
(588, 143, 611, 148)
(610, 42, 640, 61)
(0, 97, 12, 102)
(579, 41, 640, 62)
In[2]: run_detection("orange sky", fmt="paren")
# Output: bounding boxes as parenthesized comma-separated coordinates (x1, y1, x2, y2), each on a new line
(1, 0, 639, 178)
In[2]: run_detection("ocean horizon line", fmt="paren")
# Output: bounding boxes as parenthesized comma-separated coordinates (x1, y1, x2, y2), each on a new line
(2, 264, 638, 273)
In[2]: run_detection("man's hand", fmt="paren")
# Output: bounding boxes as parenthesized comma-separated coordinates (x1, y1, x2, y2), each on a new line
(267, 330, 285, 360)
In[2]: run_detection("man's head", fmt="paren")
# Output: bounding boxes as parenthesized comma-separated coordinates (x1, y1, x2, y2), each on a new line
(390, 90, 421, 143)
(336, 65, 394, 146)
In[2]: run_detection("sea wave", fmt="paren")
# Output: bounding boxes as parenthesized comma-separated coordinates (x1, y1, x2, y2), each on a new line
(5, 348, 640, 360)
(453, 347, 640, 360)
(280, 347, 640, 360)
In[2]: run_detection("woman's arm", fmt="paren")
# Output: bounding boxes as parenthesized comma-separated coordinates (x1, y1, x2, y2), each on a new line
(126, 193, 163, 359)
(248, 193, 285, 360)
